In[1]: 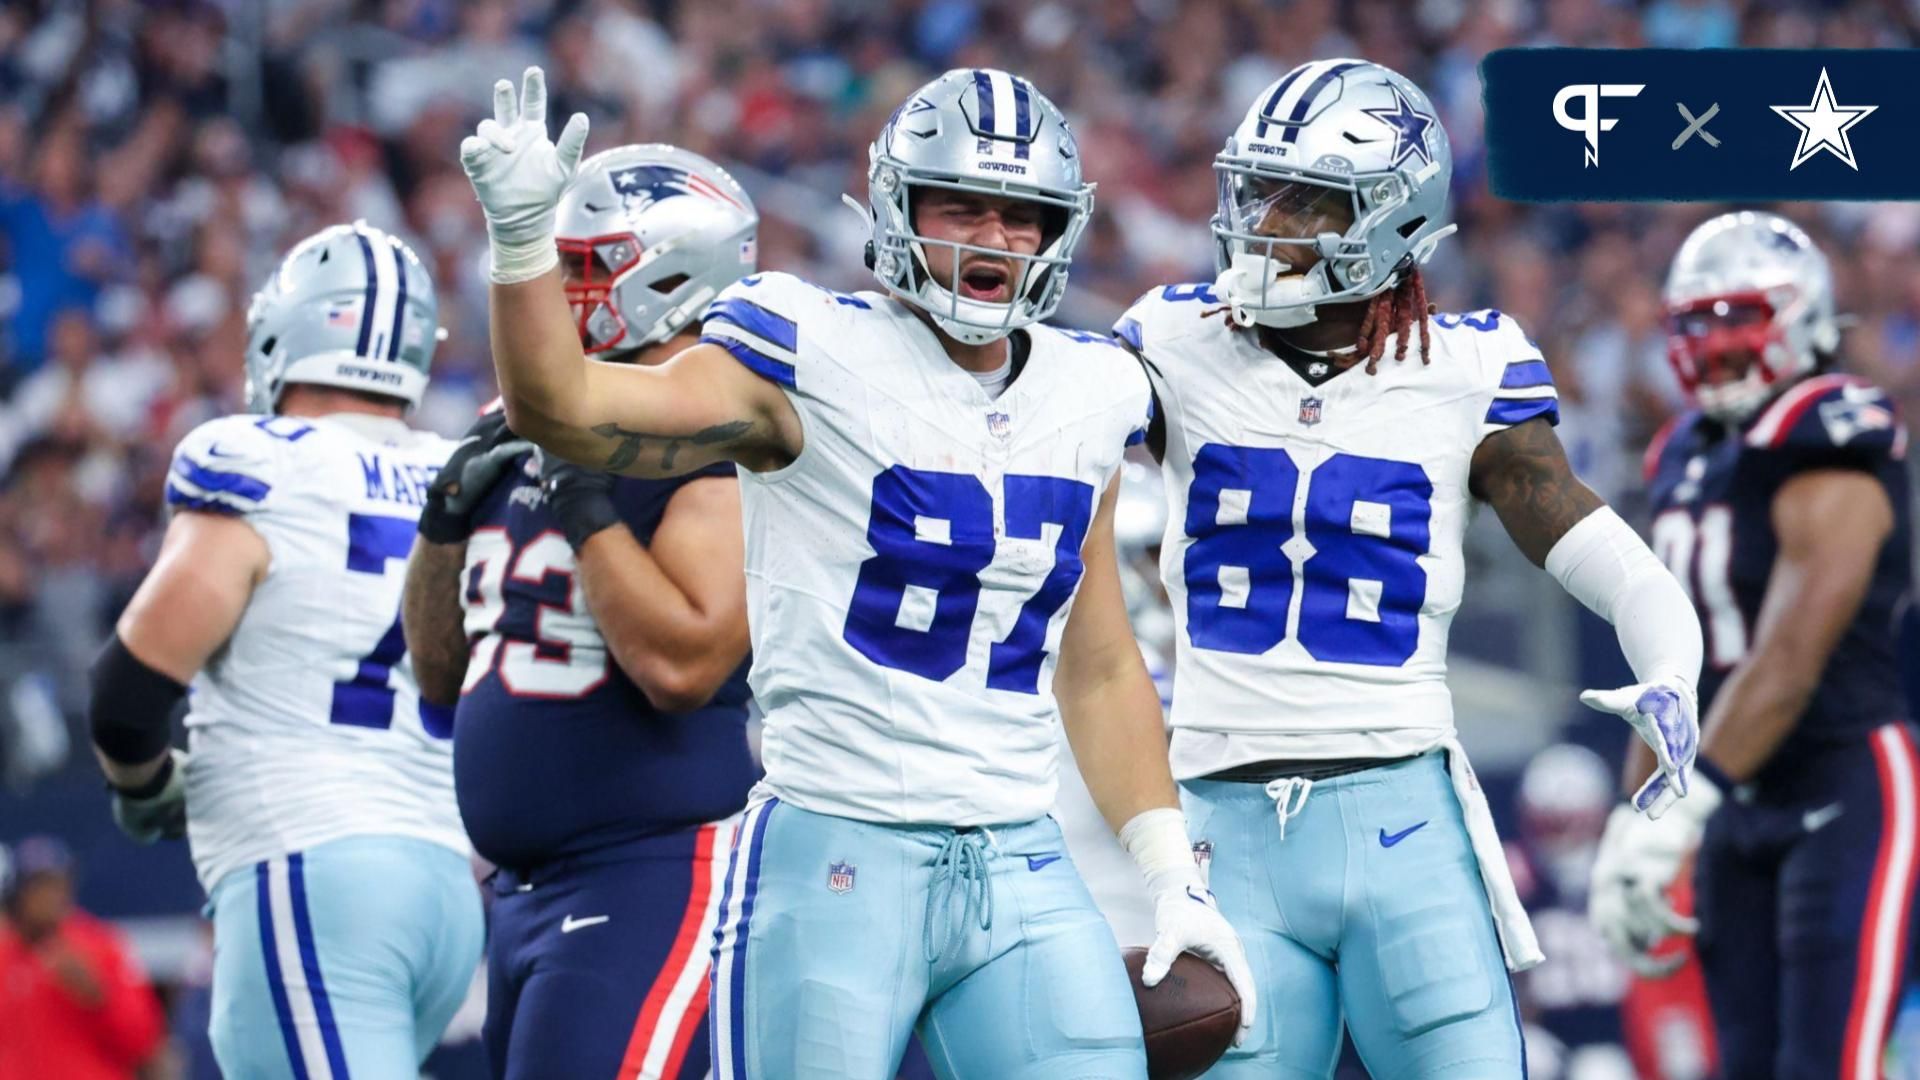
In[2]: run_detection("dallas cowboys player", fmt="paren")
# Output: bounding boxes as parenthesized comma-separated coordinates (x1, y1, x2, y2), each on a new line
(1115, 60, 1704, 1078)
(88, 223, 482, 1079)
(1592, 211, 1916, 1079)
(459, 67, 1255, 1079)
(402, 143, 758, 1080)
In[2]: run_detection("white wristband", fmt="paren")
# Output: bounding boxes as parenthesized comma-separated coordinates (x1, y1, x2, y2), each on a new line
(1545, 506, 1703, 689)
(1119, 807, 1202, 896)
(488, 232, 559, 285)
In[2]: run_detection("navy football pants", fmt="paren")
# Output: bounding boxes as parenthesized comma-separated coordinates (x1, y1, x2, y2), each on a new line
(1697, 722, 1920, 1080)
(485, 821, 735, 1080)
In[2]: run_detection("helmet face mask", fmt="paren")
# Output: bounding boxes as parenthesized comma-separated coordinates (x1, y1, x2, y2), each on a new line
(1211, 60, 1456, 330)
(242, 221, 442, 414)
(555, 145, 758, 360)
(860, 69, 1094, 346)
(1663, 211, 1839, 422)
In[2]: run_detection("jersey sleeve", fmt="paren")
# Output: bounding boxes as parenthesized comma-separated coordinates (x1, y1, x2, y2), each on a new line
(1472, 311, 1560, 438)
(1743, 374, 1908, 468)
(165, 414, 290, 517)
(699, 272, 814, 391)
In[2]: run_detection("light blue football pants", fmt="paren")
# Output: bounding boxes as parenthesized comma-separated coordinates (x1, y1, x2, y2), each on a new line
(1181, 752, 1524, 1080)
(708, 798, 1147, 1080)
(205, 835, 484, 1080)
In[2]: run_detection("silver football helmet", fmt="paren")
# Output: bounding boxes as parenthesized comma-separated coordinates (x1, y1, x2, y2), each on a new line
(243, 221, 442, 413)
(557, 144, 758, 357)
(1664, 211, 1841, 422)
(852, 68, 1094, 345)
(1213, 59, 1456, 329)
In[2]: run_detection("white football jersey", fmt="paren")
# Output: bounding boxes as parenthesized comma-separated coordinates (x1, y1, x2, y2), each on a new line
(701, 272, 1152, 825)
(1118, 287, 1558, 778)
(165, 411, 467, 890)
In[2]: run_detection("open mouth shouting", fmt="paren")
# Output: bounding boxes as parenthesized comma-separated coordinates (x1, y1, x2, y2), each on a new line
(957, 260, 1014, 303)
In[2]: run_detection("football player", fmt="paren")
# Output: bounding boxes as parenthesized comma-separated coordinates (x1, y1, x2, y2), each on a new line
(401, 143, 760, 1080)
(458, 66, 1255, 1079)
(1115, 59, 1704, 1077)
(1591, 210, 1916, 1078)
(88, 223, 482, 1079)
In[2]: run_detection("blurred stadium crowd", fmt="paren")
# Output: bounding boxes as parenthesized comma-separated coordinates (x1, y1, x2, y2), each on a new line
(3, 0, 1920, 1077)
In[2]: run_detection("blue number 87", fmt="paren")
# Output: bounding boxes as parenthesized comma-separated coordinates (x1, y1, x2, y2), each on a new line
(1184, 446, 1432, 665)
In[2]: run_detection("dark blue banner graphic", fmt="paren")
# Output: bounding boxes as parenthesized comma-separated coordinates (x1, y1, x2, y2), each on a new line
(1483, 49, 1920, 201)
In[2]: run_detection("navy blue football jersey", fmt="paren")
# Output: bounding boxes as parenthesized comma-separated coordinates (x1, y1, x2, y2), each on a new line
(453, 452, 757, 869)
(1645, 373, 1913, 787)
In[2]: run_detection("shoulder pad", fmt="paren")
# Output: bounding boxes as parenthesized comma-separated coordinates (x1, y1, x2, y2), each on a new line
(1744, 373, 1907, 459)
(698, 272, 876, 391)
(166, 414, 305, 515)
(1114, 283, 1223, 356)
(1449, 310, 1559, 431)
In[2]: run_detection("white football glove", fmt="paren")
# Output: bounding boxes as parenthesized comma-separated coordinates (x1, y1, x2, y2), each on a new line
(1580, 677, 1699, 819)
(1587, 774, 1721, 977)
(458, 66, 590, 284)
(1121, 808, 1258, 1045)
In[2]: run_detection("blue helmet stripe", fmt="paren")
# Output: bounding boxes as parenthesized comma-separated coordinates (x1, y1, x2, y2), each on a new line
(1281, 61, 1362, 144)
(386, 241, 408, 362)
(354, 231, 378, 357)
(1256, 64, 1314, 139)
(1012, 77, 1033, 159)
(973, 70, 997, 139)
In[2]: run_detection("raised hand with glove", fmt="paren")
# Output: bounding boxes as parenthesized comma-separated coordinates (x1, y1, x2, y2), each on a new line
(459, 66, 590, 285)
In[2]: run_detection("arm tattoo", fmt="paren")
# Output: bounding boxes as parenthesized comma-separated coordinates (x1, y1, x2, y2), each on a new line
(1469, 416, 1606, 567)
(401, 540, 472, 708)
(591, 420, 755, 472)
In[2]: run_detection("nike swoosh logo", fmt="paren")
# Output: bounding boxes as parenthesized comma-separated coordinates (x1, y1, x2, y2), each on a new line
(1379, 822, 1428, 848)
(560, 914, 609, 933)
(205, 443, 243, 459)
(1802, 803, 1844, 833)
(1026, 854, 1062, 871)
(1185, 885, 1215, 907)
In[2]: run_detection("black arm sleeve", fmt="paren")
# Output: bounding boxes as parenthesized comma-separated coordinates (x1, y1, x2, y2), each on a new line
(89, 634, 187, 765)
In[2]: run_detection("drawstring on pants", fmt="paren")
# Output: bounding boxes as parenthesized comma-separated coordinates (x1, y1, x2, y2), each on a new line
(924, 828, 995, 964)
(1264, 777, 1314, 841)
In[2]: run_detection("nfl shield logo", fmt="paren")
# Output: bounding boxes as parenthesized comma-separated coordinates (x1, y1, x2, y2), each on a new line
(1298, 396, 1324, 427)
(986, 411, 1012, 440)
(1192, 840, 1213, 874)
(827, 861, 856, 894)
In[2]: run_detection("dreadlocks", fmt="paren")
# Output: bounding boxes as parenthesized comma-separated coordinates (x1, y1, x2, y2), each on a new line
(1354, 267, 1434, 375)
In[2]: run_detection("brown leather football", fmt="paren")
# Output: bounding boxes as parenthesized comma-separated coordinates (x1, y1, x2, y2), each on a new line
(1122, 947, 1241, 1080)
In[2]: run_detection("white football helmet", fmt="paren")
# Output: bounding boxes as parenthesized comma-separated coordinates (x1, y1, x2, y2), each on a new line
(556, 144, 758, 357)
(1664, 211, 1841, 422)
(1212, 59, 1456, 329)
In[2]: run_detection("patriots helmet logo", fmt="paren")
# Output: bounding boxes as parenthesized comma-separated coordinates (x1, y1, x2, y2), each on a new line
(1361, 84, 1436, 170)
(608, 165, 746, 210)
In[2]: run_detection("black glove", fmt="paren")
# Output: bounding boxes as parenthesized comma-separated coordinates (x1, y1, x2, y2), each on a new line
(109, 749, 188, 843)
(540, 451, 623, 550)
(419, 411, 533, 544)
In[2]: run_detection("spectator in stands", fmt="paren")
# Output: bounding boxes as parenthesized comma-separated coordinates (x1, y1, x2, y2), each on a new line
(0, 836, 166, 1080)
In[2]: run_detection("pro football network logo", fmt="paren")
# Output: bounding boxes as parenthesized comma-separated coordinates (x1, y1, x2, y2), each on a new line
(1298, 396, 1324, 427)
(826, 860, 856, 895)
(1551, 83, 1644, 167)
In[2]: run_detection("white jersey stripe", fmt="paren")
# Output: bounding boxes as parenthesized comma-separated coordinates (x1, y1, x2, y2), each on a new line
(633, 818, 737, 1079)
(709, 800, 768, 1080)
(265, 858, 335, 1080)
(1847, 725, 1920, 1080)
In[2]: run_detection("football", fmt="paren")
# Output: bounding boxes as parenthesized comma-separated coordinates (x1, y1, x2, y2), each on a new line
(1122, 947, 1242, 1080)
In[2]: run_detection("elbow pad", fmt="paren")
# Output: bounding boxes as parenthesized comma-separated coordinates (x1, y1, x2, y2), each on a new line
(1545, 507, 1703, 689)
(89, 634, 187, 766)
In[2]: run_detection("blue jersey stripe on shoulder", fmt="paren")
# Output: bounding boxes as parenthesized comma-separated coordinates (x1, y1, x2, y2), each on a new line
(1125, 427, 1146, 447)
(165, 486, 248, 515)
(1486, 396, 1560, 427)
(1499, 359, 1553, 390)
(172, 458, 271, 502)
(707, 297, 798, 353)
(1114, 316, 1143, 352)
(704, 334, 797, 388)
